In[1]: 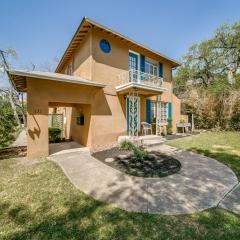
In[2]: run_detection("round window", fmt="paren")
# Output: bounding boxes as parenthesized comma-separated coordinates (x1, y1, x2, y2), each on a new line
(99, 39, 111, 53)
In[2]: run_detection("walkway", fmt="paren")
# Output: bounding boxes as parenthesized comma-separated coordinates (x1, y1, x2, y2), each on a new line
(48, 145, 239, 215)
(12, 129, 27, 147)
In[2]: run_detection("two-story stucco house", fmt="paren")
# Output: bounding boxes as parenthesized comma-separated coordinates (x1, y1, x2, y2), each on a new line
(8, 17, 188, 159)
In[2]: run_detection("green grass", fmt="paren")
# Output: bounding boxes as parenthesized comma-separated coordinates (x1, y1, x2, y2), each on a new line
(0, 157, 240, 239)
(169, 131, 240, 179)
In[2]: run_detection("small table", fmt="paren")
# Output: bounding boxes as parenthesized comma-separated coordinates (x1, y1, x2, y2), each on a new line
(176, 123, 191, 134)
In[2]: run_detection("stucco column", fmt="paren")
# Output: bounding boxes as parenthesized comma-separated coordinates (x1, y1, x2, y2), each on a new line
(27, 89, 49, 160)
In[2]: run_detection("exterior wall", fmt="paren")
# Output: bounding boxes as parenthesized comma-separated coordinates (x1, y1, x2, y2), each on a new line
(27, 27, 187, 159)
(26, 77, 100, 159)
(61, 31, 93, 80)
(65, 107, 72, 139)
(62, 27, 186, 140)
(90, 92, 126, 149)
(70, 104, 91, 146)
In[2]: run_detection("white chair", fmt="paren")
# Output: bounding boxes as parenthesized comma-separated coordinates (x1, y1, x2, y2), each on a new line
(141, 122, 153, 135)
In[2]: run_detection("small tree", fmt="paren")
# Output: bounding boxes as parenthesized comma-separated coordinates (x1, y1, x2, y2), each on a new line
(0, 95, 18, 148)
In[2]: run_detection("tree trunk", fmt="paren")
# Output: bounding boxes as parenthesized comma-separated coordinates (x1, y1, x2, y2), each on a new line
(8, 88, 21, 128)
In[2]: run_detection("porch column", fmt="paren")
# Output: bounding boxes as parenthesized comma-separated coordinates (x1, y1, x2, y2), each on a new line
(27, 94, 49, 159)
(156, 95, 161, 136)
(128, 90, 139, 138)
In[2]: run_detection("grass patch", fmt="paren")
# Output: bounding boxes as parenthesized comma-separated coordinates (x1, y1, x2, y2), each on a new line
(0, 157, 240, 239)
(169, 131, 240, 179)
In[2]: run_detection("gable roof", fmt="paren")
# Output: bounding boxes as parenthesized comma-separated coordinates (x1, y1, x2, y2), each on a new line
(7, 69, 105, 92)
(55, 17, 180, 72)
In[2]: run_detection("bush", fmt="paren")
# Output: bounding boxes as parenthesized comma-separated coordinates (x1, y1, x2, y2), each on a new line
(229, 114, 240, 131)
(133, 146, 147, 161)
(120, 140, 148, 161)
(49, 127, 61, 143)
(167, 119, 173, 135)
(0, 98, 18, 148)
(120, 140, 135, 151)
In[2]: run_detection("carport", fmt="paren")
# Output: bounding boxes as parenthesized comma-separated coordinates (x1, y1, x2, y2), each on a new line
(7, 69, 105, 159)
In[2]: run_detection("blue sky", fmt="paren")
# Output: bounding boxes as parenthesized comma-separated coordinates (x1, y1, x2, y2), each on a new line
(0, 0, 240, 86)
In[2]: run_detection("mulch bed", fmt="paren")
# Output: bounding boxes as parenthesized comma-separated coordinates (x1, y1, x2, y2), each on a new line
(0, 146, 27, 160)
(92, 147, 181, 178)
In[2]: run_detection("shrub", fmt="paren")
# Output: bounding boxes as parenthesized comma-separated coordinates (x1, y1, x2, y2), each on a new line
(133, 146, 147, 161)
(49, 127, 61, 143)
(229, 114, 240, 131)
(0, 98, 18, 148)
(120, 140, 135, 151)
(120, 140, 148, 161)
(167, 119, 173, 135)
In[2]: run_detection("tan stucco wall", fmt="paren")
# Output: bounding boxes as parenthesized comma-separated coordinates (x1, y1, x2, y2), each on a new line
(27, 28, 186, 159)
(70, 104, 91, 146)
(27, 77, 101, 159)
(61, 31, 93, 80)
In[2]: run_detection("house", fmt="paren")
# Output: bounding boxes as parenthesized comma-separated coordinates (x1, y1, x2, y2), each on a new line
(7, 17, 188, 159)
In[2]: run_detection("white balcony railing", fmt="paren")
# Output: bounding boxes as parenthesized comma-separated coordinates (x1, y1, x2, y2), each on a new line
(117, 69, 163, 88)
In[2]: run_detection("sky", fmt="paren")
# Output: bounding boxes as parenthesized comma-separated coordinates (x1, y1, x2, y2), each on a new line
(0, 0, 240, 87)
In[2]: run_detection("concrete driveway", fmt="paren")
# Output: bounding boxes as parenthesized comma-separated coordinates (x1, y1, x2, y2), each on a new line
(48, 145, 239, 215)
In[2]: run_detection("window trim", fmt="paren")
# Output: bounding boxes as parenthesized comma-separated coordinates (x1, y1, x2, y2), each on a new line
(128, 50, 140, 72)
(145, 57, 159, 76)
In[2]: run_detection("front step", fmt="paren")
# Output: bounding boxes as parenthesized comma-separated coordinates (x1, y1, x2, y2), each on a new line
(142, 137, 166, 147)
(118, 135, 166, 147)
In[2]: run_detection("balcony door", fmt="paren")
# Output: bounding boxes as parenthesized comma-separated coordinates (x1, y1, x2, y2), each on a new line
(128, 51, 139, 82)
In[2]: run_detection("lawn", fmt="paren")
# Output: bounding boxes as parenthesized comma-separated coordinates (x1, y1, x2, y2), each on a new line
(169, 131, 240, 179)
(0, 156, 240, 239)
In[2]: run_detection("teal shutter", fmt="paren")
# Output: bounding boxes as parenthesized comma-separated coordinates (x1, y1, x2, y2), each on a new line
(146, 99, 151, 123)
(140, 55, 145, 81)
(126, 98, 129, 132)
(168, 102, 172, 120)
(140, 55, 145, 72)
(159, 63, 163, 77)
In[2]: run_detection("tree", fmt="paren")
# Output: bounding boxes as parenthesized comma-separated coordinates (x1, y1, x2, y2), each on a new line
(173, 21, 240, 130)
(0, 49, 26, 127)
(213, 22, 240, 84)
(0, 93, 18, 148)
(174, 21, 240, 90)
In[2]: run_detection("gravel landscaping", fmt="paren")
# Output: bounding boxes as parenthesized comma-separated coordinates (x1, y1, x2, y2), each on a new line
(92, 147, 181, 178)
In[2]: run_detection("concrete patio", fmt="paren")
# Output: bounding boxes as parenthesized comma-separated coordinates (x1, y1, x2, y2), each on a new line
(48, 144, 239, 215)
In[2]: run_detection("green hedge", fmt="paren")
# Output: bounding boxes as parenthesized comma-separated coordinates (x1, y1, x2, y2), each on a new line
(49, 127, 61, 143)
(229, 114, 240, 131)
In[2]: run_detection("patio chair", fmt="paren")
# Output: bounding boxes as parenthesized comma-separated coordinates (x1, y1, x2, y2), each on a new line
(141, 122, 153, 135)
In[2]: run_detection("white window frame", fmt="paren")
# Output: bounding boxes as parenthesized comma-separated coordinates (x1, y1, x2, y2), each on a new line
(145, 57, 158, 77)
(160, 102, 168, 124)
(128, 50, 140, 72)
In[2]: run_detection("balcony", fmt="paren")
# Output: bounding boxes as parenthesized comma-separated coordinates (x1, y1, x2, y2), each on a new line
(116, 69, 166, 96)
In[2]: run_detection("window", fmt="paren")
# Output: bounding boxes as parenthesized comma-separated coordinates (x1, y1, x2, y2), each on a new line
(150, 101, 168, 124)
(67, 61, 73, 75)
(99, 39, 111, 53)
(145, 60, 158, 76)
(151, 101, 156, 122)
(161, 102, 168, 124)
(128, 51, 139, 82)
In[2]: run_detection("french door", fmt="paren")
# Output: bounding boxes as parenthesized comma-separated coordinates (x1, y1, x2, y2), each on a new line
(128, 52, 139, 82)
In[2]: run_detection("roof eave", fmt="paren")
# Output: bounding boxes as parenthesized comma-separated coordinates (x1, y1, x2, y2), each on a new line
(7, 69, 106, 92)
(55, 17, 181, 72)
